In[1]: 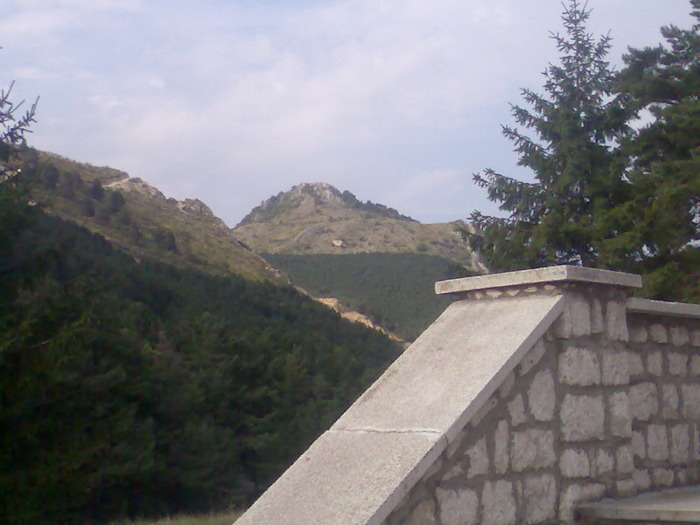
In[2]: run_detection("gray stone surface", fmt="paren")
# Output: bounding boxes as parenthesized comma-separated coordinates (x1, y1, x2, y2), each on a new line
(528, 369, 556, 422)
(670, 424, 690, 464)
(467, 437, 489, 477)
(682, 384, 700, 419)
(494, 420, 509, 475)
(668, 351, 689, 376)
(578, 485, 700, 523)
(235, 430, 443, 525)
(594, 449, 614, 476)
(627, 297, 700, 319)
(332, 295, 564, 440)
(650, 324, 669, 343)
(602, 350, 630, 385)
(560, 448, 590, 478)
(609, 391, 632, 437)
(508, 393, 527, 427)
(560, 483, 606, 523)
(523, 473, 557, 524)
(482, 480, 516, 525)
(511, 428, 556, 471)
(436, 487, 477, 525)
(559, 346, 601, 386)
(661, 384, 680, 419)
(630, 382, 659, 421)
(646, 424, 670, 461)
(561, 394, 605, 441)
(606, 299, 630, 341)
(436, 265, 642, 295)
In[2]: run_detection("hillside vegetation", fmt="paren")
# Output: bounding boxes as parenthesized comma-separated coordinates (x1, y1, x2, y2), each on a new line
(12, 148, 280, 281)
(263, 253, 475, 341)
(0, 185, 401, 524)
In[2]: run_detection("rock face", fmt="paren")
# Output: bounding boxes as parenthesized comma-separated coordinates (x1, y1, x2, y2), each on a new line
(233, 182, 478, 268)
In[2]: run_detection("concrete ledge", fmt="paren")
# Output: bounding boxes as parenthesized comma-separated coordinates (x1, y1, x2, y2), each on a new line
(577, 485, 700, 522)
(627, 297, 700, 319)
(236, 293, 565, 525)
(436, 266, 642, 296)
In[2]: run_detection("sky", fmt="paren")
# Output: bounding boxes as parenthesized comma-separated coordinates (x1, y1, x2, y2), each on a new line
(0, 0, 695, 227)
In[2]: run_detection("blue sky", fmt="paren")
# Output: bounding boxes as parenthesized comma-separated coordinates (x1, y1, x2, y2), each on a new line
(0, 0, 695, 226)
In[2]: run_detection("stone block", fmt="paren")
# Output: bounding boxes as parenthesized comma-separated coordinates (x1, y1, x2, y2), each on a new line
(511, 428, 556, 471)
(609, 391, 632, 437)
(561, 394, 605, 441)
(494, 420, 509, 475)
(523, 473, 557, 524)
(467, 437, 489, 478)
(442, 461, 465, 482)
(629, 382, 659, 421)
(661, 384, 680, 419)
(632, 430, 646, 460)
(651, 467, 674, 487)
(668, 352, 688, 376)
(633, 469, 652, 491)
(606, 300, 629, 341)
(627, 351, 644, 377)
(647, 351, 663, 376)
(615, 478, 637, 498)
(404, 497, 437, 525)
(646, 424, 669, 461)
(560, 448, 590, 478)
(616, 444, 635, 474)
(594, 448, 614, 476)
(519, 340, 546, 377)
(691, 355, 700, 376)
(482, 480, 516, 525)
(568, 295, 592, 337)
(602, 350, 630, 386)
(528, 369, 556, 422)
(630, 324, 648, 343)
(670, 325, 690, 346)
(616, 478, 637, 497)
(559, 482, 606, 523)
(559, 346, 601, 386)
(436, 487, 478, 525)
(682, 384, 700, 419)
(591, 298, 604, 334)
(670, 424, 690, 464)
(692, 330, 700, 347)
(649, 324, 668, 343)
(508, 393, 527, 427)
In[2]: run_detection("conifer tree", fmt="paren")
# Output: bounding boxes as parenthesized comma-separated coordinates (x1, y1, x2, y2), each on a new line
(469, 0, 630, 270)
(604, 0, 699, 301)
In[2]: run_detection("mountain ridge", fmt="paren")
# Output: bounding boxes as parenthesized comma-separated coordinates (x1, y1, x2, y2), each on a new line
(233, 181, 479, 269)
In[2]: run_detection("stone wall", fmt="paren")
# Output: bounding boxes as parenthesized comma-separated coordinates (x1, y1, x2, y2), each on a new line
(236, 267, 699, 525)
(384, 284, 700, 525)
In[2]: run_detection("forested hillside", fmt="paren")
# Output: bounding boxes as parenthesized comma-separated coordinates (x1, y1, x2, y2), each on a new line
(0, 186, 401, 524)
(264, 253, 474, 341)
(8, 148, 280, 281)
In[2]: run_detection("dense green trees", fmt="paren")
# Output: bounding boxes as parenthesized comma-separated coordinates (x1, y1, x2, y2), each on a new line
(606, 0, 700, 300)
(469, 0, 699, 301)
(0, 203, 401, 523)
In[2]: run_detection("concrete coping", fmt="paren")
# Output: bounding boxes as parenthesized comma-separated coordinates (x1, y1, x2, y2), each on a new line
(577, 485, 700, 522)
(435, 265, 642, 296)
(627, 297, 700, 319)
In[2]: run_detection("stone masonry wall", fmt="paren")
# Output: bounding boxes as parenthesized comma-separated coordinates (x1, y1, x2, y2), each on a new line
(627, 313, 700, 493)
(383, 284, 700, 525)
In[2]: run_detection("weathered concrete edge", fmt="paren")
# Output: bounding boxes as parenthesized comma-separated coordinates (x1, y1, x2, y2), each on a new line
(627, 297, 700, 319)
(360, 295, 566, 525)
(436, 265, 642, 295)
(442, 294, 566, 444)
(363, 432, 448, 525)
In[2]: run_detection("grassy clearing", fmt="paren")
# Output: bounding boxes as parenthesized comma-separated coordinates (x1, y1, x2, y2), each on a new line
(112, 509, 243, 525)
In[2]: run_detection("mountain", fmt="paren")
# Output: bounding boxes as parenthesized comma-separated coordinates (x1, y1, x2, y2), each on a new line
(233, 182, 479, 269)
(233, 183, 483, 341)
(14, 148, 280, 282)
